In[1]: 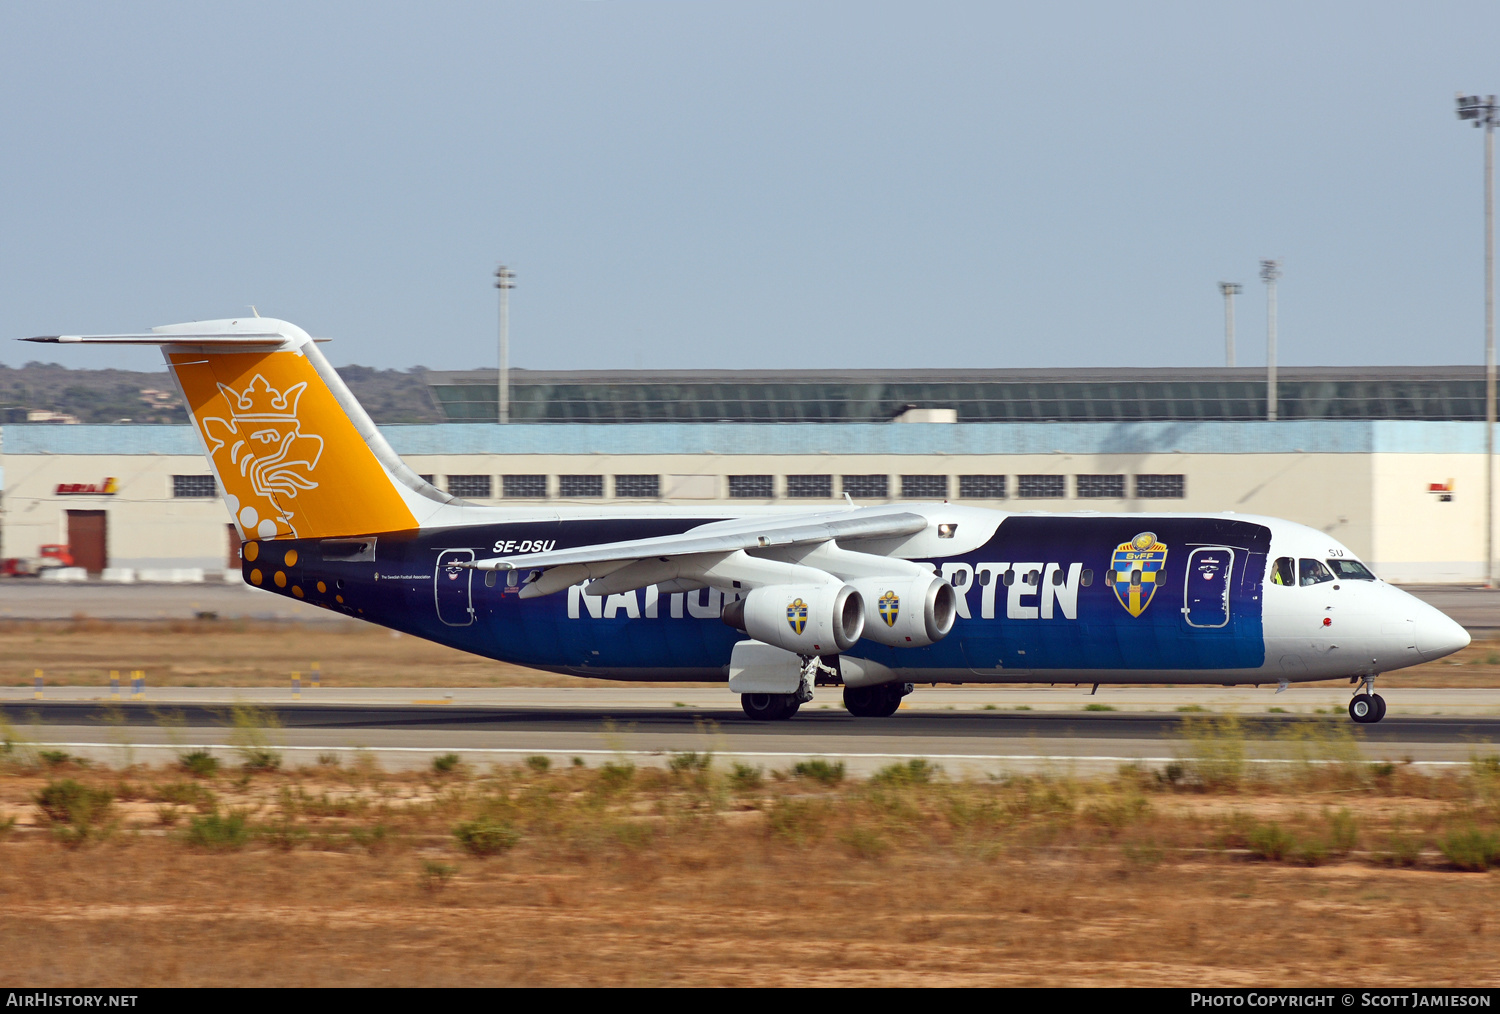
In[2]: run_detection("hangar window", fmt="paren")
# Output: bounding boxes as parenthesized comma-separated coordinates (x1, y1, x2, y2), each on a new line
(901, 475, 948, 498)
(559, 475, 604, 497)
(172, 475, 217, 498)
(1329, 559, 1376, 581)
(1135, 474, 1186, 498)
(729, 475, 774, 498)
(959, 474, 1007, 499)
(447, 474, 492, 498)
(503, 474, 547, 498)
(1076, 474, 1125, 498)
(614, 474, 660, 498)
(786, 474, 833, 498)
(1017, 474, 1066, 499)
(842, 474, 889, 498)
(418, 474, 435, 485)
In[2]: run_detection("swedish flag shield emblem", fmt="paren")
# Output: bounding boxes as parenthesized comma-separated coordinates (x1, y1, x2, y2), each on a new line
(1110, 531, 1168, 617)
(878, 590, 900, 627)
(786, 597, 808, 635)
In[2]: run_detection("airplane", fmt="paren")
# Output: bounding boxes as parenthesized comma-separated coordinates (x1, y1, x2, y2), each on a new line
(23, 317, 1472, 724)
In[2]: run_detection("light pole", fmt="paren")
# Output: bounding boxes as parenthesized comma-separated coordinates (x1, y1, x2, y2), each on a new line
(1260, 259, 1281, 421)
(1219, 282, 1242, 367)
(494, 264, 516, 425)
(1458, 93, 1498, 586)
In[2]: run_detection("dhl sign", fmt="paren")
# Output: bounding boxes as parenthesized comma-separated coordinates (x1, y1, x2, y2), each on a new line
(55, 477, 117, 496)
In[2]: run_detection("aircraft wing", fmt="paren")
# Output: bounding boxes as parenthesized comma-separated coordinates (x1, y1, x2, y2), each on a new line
(468, 510, 929, 573)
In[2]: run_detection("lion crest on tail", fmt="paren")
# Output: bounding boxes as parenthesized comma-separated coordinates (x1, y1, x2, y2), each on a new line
(198, 374, 324, 539)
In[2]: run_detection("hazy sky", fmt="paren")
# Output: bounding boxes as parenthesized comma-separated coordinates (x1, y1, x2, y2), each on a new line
(3, 2, 1499, 373)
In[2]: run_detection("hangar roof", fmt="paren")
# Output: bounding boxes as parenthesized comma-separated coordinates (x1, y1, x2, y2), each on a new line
(424, 365, 1492, 424)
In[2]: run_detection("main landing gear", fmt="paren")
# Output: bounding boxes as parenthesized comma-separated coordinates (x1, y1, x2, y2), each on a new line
(843, 682, 912, 718)
(740, 693, 801, 721)
(741, 658, 822, 721)
(1348, 675, 1387, 724)
(740, 658, 915, 721)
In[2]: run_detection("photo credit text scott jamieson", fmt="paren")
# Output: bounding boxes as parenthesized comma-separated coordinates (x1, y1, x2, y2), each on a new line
(1188, 994, 1494, 1007)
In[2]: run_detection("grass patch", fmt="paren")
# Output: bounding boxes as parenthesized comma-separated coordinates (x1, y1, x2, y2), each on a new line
(453, 816, 521, 856)
(668, 751, 712, 774)
(432, 753, 461, 774)
(792, 759, 845, 785)
(34, 779, 114, 846)
(728, 763, 764, 790)
(870, 759, 940, 786)
(177, 750, 219, 778)
(227, 703, 282, 772)
(420, 860, 457, 892)
(1440, 827, 1500, 871)
(1083, 703, 1116, 712)
(183, 810, 252, 851)
(525, 755, 551, 773)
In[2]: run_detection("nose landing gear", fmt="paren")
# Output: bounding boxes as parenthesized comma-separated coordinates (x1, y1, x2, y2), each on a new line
(1348, 675, 1387, 724)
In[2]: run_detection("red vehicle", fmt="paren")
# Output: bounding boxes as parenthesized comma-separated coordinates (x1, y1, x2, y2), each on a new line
(1, 544, 74, 577)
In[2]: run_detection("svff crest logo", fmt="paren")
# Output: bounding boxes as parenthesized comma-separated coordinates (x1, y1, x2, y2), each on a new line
(1110, 531, 1168, 617)
(786, 597, 808, 635)
(198, 374, 324, 540)
(878, 590, 900, 627)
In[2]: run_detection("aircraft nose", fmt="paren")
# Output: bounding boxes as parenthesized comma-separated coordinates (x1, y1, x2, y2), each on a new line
(1413, 602, 1470, 661)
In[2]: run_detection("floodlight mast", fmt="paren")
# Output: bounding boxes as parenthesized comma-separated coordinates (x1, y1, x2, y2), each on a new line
(1259, 260, 1281, 421)
(494, 264, 516, 425)
(1457, 94, 1498, 586)
(1219, 282, 1242, 367)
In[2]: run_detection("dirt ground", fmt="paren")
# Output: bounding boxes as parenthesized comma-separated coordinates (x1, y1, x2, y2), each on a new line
(0, 752, 1497, 987)
(5, 618, 1500, 690)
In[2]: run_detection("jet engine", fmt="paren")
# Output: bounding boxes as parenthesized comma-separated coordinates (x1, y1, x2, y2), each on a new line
(848, 574, 957, 647)
(722, 582, 864, 655)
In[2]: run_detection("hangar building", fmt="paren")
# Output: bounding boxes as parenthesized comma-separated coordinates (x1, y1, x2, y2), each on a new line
(0, 365, 1488, 583)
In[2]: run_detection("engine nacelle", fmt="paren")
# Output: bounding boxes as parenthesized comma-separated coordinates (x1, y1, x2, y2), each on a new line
(849, 574, 957, 647)
(725, 582, 864, 655)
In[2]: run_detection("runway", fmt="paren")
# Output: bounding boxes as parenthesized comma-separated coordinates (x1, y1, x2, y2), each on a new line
(6, 690, 1497, 776)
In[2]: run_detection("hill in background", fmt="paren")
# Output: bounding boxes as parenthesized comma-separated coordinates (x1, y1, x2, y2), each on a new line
(0, 363, 444, 425)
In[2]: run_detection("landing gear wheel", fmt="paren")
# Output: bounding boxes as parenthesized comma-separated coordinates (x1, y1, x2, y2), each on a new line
(843, 684, 904, 718)
(1349, 694, 1377, 724)
(741, 692, 799, 721)
(1370, 694, 1387, 722)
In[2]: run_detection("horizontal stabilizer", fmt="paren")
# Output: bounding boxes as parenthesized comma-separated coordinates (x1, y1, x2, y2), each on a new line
(22, 334, 325, 345)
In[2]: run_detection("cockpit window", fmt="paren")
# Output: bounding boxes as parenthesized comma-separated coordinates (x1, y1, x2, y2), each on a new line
(1328, 559, 1376, 581)
(1269, 557, 1295, 586)
(1298, 558, 1335, 586)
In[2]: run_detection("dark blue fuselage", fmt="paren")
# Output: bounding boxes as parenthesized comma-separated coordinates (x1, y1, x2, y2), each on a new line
(245, 515, 1271, 681)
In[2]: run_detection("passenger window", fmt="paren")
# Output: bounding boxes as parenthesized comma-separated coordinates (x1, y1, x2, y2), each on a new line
(1269, 558, 1295, 586)
(1081, 569, 1094, 587)
(1002, 570, 1015, 586)
(1328, 559, 1376, 581)
(1298, 558, 1335, 586)
(977, 570, 990, 586)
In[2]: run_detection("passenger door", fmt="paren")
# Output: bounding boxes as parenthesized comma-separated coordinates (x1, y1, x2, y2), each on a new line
(1183, 547, 1234, 628)
(435, 549, 475, 626)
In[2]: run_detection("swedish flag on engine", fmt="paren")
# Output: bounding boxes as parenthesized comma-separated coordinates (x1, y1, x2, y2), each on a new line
(1110, 531, 1168, 617)
(786, 597, 808, 635)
